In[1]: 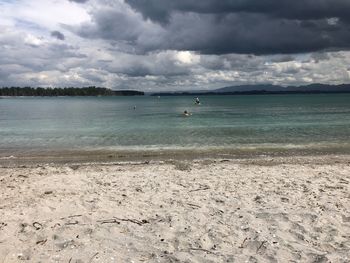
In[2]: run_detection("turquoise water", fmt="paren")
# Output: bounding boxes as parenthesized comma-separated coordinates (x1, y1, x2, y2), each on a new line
(1, 94, 350, 156)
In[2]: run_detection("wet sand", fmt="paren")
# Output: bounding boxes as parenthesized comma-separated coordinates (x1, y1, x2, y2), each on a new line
(0, 155, 350, 262)
(2, 144, 350, 166)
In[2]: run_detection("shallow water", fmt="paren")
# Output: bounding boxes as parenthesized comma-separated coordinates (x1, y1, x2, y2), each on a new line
(1, 94, 350, 156)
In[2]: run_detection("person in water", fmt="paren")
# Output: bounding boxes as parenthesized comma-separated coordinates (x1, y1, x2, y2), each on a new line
(183, 110, 191, 116)
(195, 97, 200, 105)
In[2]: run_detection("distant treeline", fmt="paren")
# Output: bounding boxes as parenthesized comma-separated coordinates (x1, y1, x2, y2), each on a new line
(151, 83, 350, 96)
(0, 87, 144, 96)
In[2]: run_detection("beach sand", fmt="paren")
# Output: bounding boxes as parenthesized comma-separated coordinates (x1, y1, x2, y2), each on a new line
(0, 156, 350, 262)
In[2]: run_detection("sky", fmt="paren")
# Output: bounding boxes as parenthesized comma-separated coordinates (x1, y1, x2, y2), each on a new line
(1, 0, 350, 91)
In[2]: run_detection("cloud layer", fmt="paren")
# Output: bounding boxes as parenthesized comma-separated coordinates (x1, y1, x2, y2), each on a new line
(0, 0, 350, 90)
(126, 0, 350, 22)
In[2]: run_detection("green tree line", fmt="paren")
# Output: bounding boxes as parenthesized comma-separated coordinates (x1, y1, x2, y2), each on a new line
(0, 87, 144, 96)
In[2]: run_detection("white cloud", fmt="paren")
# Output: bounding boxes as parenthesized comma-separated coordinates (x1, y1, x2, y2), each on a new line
(2, 0, 90, 30)
(24, 34, 44, 46)
(175, 51, 200, 65)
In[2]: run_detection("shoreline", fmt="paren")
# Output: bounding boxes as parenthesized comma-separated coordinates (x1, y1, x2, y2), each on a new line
(2, 154, 350, 170)
(2, 145, 350, 166)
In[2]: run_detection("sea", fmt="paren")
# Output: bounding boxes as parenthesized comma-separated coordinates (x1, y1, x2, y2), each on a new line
(1, 94, 350, 159)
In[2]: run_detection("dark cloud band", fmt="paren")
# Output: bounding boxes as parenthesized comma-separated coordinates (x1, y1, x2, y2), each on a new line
(126, 0, 350, 23)
(72, 4, 350, 55)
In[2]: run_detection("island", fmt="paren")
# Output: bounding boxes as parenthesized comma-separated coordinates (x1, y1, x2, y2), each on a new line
(0, 87, 144, 96)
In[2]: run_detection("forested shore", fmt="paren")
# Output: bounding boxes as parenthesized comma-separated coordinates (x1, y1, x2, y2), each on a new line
(0, 87, 144, 96)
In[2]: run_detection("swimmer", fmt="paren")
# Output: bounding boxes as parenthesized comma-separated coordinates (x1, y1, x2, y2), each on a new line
(183, 110, 191, 117)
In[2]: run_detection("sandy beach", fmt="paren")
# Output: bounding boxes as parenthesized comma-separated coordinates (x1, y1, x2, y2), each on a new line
(1, 155, 350, 262)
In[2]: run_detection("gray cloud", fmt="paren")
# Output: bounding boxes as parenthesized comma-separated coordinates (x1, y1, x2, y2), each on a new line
(68, 0, 89, 3)
(51, 30, 65, 40)
(126, 0, 350, 23)
(0, 29, 88, 84)
(69, 1, 350, 55)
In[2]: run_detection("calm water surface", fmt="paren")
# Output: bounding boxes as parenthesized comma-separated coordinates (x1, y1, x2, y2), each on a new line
(1, 94, 350, 156)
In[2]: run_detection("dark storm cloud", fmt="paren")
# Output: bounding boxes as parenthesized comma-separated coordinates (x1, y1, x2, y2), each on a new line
(51, 30, 65, 40)
(73, 11, 350, 55)
(69, 0, 350, 55)
(159, 13, 342, 55)
(126, 0, 350, 23)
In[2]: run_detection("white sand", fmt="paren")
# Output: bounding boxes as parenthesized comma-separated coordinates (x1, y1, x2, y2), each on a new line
(0, 156, 350, 262)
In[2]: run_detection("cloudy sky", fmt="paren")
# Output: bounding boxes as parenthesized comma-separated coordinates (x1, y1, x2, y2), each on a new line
(1, 0, 350, 91)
